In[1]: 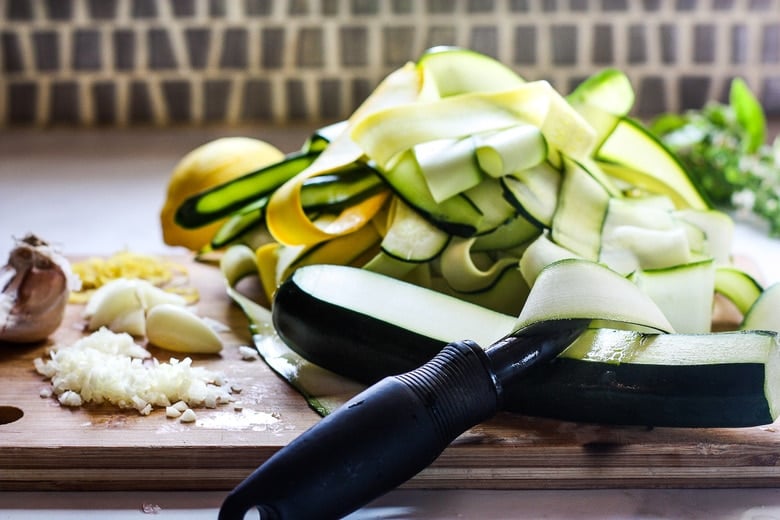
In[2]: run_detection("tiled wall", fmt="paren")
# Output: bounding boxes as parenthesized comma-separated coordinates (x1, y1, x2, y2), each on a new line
(2, 0, 780, 127)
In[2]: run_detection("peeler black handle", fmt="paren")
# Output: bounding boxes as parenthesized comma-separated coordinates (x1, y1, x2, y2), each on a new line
(218, 339, 500, 520)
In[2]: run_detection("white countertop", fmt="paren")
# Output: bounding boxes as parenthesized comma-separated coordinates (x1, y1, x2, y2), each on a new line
(2, 128, 780, 519)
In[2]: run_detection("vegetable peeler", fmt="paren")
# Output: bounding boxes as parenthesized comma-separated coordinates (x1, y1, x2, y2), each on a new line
(219, 318, 589, 520)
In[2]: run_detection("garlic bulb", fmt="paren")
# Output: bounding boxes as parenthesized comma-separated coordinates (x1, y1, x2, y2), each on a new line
(0, 234, 81, 343)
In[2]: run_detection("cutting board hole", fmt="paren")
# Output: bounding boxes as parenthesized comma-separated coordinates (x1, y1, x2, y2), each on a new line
(0, 406, 23, 425)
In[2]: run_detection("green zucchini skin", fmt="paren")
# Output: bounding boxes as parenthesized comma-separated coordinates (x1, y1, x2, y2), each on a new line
(504, 359, 772, 427)
(272, 277, 443, 385)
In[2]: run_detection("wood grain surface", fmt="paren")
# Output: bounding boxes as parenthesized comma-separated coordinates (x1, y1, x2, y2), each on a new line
(2, 259, 780, 492)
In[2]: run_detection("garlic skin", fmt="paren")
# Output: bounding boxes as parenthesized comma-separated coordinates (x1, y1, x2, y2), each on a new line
(0, 234, 81, 343)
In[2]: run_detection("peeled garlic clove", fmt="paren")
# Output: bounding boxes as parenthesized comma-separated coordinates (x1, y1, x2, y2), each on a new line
(0, 234, 80, 343)
(84, 278, 186, 336)
(138, 281, 187, 309)
(146, 303, 223, 354)
(85, 279, 147, 336)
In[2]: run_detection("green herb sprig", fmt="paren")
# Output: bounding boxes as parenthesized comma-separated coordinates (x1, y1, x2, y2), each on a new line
(651, 79, 780, 236)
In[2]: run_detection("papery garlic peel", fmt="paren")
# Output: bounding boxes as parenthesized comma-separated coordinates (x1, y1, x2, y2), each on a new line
(0, 234, 81, 343)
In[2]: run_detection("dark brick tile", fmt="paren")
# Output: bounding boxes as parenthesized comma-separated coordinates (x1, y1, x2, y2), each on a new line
(113, 29, 135, 71)
(220, 28, 248, 69)
(762, 24, 780, 63)
(286, 79, 307, 120)
(245, 0, 272, 16)
(513, 25, 537, 65)
(44, 0, 73, 20)
(351, 0, 379, 14)
(470, 26, 498, 59)
(132, 0, 157, 17)
(592, 24, 613, 64)
(262, 27, 285, 69)
(162, 81, 191, 122)
(7, 82, 38, 124)
(383, 26, 416, 67)
(427, 0, 456, 13)
(637, 76, 667, 115)
(660, 24, 677, 64)
(297, 27, 325, 68)
(351, 78, 373, 113)
(171, 0, 196, 17)
(92, 81, 116, 125)
(761, 76, 780, 116)
(601, 0, 628, 10)
(675, 0, 697, 10)
(209, 0, 227, 16)
(87, 0, 118, 19)
(73, 30, 102, 71)
(731, 24, 748, 65)
(468, 0, 494, 12)
(148, 29, 178, 70)
(693, 24, 716, 64)
(2, 32, 24, 73)
(340, 27, 366, 67)
(204, 79, 231, 122)
(679, 75, 711, 110)
(509, 0, 530, 10)
(50, 81, 80, 124)
(33, 31, 60, 72)
(392, 0, 413, 13)
(242, 79, 273, 121)
(322, 0, 339, 15)
(129, 81, 154, 123)
(628, 24, 646, 64)
(319, 78, 341, 120)
(185, 28, 211, 69)
(6, 0, 33, 20)
(426, 26, 457, 49)
(551, 25, 577, 65)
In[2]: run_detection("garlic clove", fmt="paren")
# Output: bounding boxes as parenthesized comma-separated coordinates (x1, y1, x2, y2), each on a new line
(0, 234, 79, 343)
(84, 278, 187, 336)
(86, 280, 147, 336)
(146, 303, 223, 354)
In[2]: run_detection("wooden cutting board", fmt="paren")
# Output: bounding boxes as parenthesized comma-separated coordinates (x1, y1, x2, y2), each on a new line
(2, 258, 780, 492)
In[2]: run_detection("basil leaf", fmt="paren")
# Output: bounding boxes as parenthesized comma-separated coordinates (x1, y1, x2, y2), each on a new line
(729, 78, 766, 154)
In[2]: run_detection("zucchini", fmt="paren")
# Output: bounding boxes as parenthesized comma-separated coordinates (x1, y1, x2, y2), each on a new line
(378, 150, 484, 236)
(271, 263, 780, 427)
(209, 165, 384, 249)
(374, 198, 450, 263)
(715, 266, 763, 316)
(176, 150, 318, 228)
(471, 214, 540, 252)
(501, 161, 562, 228)
(474, 124, 547, 178)
(413, 136, 485, 202)
(272, 264, 515, 385)
(566, 68, 634, 150)
(629, 260, 715, 334)
(416, 46, 525, 99)
(597, 118, 711, 210)
(210, 196, 271, 249)
(297, 164, 385, 212)
(505, 328, 780, 427)
(550, 159, 610, 260)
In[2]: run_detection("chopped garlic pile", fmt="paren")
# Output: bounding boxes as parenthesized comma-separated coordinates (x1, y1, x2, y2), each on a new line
(34, 327, 232, 416)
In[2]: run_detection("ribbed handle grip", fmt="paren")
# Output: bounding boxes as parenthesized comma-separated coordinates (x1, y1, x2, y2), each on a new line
(219, 340, 500, 520)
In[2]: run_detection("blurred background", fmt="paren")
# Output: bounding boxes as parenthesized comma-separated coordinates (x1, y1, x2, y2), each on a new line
(3, 0, 780, 129)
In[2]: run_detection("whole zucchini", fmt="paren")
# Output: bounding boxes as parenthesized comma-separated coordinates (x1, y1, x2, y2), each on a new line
(273, 264, 780, 427)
